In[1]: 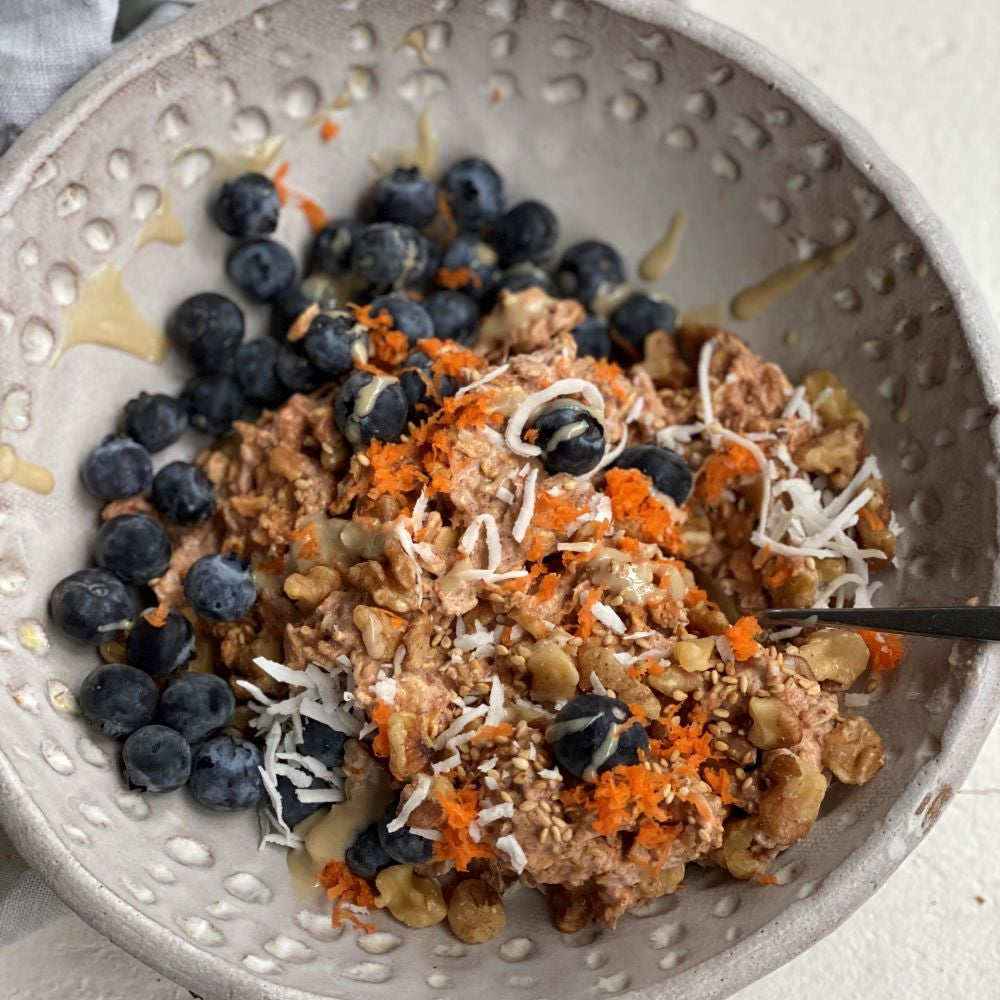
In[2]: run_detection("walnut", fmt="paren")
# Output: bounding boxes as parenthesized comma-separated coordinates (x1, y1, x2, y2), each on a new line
(353, 605, 403, 661)
(641, 330, 693, 389)
(647, 664, 706, 698)
(547, 884, 595, 935)
(857, 477, 896, 565)
(822, 716, 885, 785)
(716, 816, 762, 880)
(375, 865, 447, 928)
(578, 643, 660, 719)
(797, 628, 870, 686)
(527, 639, 579, 703)
(268, 444, 314, 482)
(804, 369, 869, 427)
(767, 557, 820, 608)
(347, 538, 421, 612)
(793, 420, 866, 489)
(637, 863, 685, 899)
(402, 613, 433, 670)
(447, 879, 507, 943)
(748, 696, 803, 750)
(343, 739, 388, 800)
(758, 753, 827, 845)
(387, 711, 434, 780)
(284, 565, 341, 610)
(686, 601, 730, 636)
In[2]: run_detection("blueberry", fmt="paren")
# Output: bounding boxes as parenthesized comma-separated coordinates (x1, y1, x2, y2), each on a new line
(49, 569, 134, 644)
(555, 240, 626, 307)
(310, 217, 363, 275)
(491, 200, 559, 268)
(350, 223, 430, 290)
(493, 263, 556, 300)
(188, 736, 265, 811)
(185, 553, 257, 622)
(276, 341, 327, 394)
(212, 172, 281, 239)
(157, 672, 235, 742)
(123, 393, 189, 452)
(370, 167, 438, 228)
(81, 435, 153, 501)
(368, 294, 435, 345)
(378, 803, 434, 865)
(608, 445, 694, 506)
(546, 694, 648, 780)
(434, 235, 499, 302)
(235, 338, 289, 408)
(168, 292, 245, 374)
(227, 238, 296, 303)
(571, 314, 612, 360)
(399, 351, 457, 420)
(421, 290, 479, 345)
(151, 461, 215, 525)
(79, 663, 158, 738)
(303, 311, 369, 376)
(269, 286, 313, 340)
(528, 403, 605, 476)
(608, 291, 677, 356)
(95, 514, 172, 585)
(335, 371, 409, 447)
(441, 157, 505, 232)
(346, 822, 393, 879)
(126, 608, 196, 678)
(277, 775, 326, 828)
(181, 373, 245, 436)
(123, 725, 193, 793)
(298, 719, 348, 769)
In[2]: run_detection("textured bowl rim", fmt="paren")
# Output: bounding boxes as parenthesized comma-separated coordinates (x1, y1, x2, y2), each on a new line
(1, 2, 998, 998)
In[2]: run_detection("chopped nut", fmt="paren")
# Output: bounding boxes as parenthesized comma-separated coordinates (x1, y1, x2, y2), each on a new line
(647, 664, 704, 697)
(527, 639, 579, 703)
(387, 711, 433, 780)
(804, 369, 869, 427)
(447, 878, 507, 943)
(793, 420, 866, 488)
(717, 816, 761, 880)
(637, 863, 685, 899)
(798, 628, 870, 686)
(748, 696, 803, 750)
(673, 637, 715, 673)
(758, 753, 827, 845)
(353, 605, 403, 661)
(822, 716, 885, 784)
(579, 642, 660, 719)
(284, 565, 341, 610)
(375, 864, 448, 928)
(547, 884, 595, 935)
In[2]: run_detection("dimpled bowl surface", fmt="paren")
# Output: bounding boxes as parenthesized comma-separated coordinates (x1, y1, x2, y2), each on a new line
(0, 1, 998, 998)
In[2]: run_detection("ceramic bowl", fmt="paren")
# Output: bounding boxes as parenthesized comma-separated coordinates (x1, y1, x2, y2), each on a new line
(1, 1, 997, 998)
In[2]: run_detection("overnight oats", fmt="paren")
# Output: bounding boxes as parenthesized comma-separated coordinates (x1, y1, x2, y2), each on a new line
(49, 153, 901, 942)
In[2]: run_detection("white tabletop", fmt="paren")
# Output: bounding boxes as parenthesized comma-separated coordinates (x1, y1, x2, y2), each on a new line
(1, 0, 998, 996)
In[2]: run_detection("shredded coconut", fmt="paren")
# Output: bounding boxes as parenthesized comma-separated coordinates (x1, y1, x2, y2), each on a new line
(697, 337, 717, 426)
(538, 767, 562, 782)
(456, 363, 510, 396)
(477, 802, 515, 825)
(590, 671, 608, 696)
(478, 756, 499, 773)
(505, 379, 605, 457)
(409, 827, 442, 841)
(590, 602, 626, 634)
(496, 834, 528, 874)
(432, 751, 461, 774)
(386, 775, 431, 833)
(434, 705, 489, 750)
(512, 466, 539, 543)
(497, 485, 516, 504)
(485, 674, 505, 727)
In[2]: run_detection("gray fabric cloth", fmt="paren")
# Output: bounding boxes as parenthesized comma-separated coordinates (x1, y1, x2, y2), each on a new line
(0, 0, 196, 946)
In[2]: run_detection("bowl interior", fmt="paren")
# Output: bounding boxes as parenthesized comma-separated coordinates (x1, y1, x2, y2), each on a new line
(1, 1, 998, 998)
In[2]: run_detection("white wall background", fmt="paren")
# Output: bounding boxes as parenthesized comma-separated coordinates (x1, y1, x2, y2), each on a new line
(1, 1, 998, 996)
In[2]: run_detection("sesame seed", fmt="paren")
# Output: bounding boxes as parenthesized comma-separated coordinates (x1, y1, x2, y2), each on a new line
(520, 800, 537, 812)
(717, 721, 733, 733)
(500, 790, 514, 803)
(356, 453, 371, 467)
(496, 644, 510, 656)
(671, 690, 688, 701)
(714, 739, 730, 751)
(540, 827, 550, 844)
(713, 708, 731, 719)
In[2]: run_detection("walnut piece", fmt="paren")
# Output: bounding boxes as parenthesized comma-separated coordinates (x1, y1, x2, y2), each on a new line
(822, 716, 885, 785)
(284, 565, 341, 610)
(797, 628, 870, 686)
(717, 816, 762, 880)
(375, 865, 447, 928)
(758, 753, 827, 845)
(353, 604, 403, 661)
(748, 696, 803, 750)
(527, 639, 579, 703)
(387, 711, 433, 780)
(578, 643, 660, 719)
(793, 420, 866, 489)
(447, 878, 507, 943)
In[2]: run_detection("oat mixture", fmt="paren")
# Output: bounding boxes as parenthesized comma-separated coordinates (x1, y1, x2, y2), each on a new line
(135, 290, 897, 936)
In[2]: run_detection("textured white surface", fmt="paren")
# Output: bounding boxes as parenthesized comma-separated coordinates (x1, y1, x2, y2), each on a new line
(1, 0, 999, 997)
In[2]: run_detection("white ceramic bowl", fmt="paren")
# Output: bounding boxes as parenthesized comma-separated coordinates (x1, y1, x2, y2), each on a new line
(1, 2, 998, 998)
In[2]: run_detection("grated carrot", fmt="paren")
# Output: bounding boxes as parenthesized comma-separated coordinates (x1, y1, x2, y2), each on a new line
(145, 602, 169, 628)
(471, 722, 514, 745)
(320, 119, 341, 143)
(756, 873, 779, 887)
(858, 505, 886, 532)
(761, 555, 795, 590)
(858, 629, 904, 672)
(256, 554, 286, 576)
(366, 440, 426, 501)
(435, 189, 459, 243)
(417, 337, 488, 376)
(299, 195, 329, 234)
(371, 702, 391, 758)
(319, 860, 376, 932)
(290, 523, 321, 561)
(696, 441, 761, 502)
(725, 615, 761, 661)
(561, 764, 671, 836)
(683, 587, 708, 607)
(576, 586, 606, 639)
(272, 162, 291, 205)
(433, 787, 495, 871)
(703, 767, 739, 806)
(435, 266, 482, 291)
(604, 467, 684, 553)
(491, 87, 504, 103)
(535, 573, 560, 603)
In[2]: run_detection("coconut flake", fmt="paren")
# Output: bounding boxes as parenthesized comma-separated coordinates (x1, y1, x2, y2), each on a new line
(505, 379, 605, 457)
(478, 756, 499, 772)
(496, 834, 528, 874)
(253, 656, 317, 689)
(497, 485, 515, 504)
(538, 768, 562, 782)
(372, 671, 398, 708)
(409, 827, 442, 841)
(512, 467, 539, 543)
(296, 788, 344, 804)
(697, 338, 717, 426)
(387, 775, 431, 833)
(411, 488, 429, 526)
(432, 751, 461, 774)
(590, 671, 608, 696)
(461, 513, 502, 573)
(434, 705, 490, 749)
(456, 363, 510, 396)
(485, 674, 505, 727)
(715, 635, 735, 664)
(590, 602, 626, 634)
(558, 541, 594, 553)
(478, 802, 515, 825)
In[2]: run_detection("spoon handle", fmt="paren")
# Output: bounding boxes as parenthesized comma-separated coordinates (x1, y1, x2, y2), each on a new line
(756, 606, 1000, 642)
